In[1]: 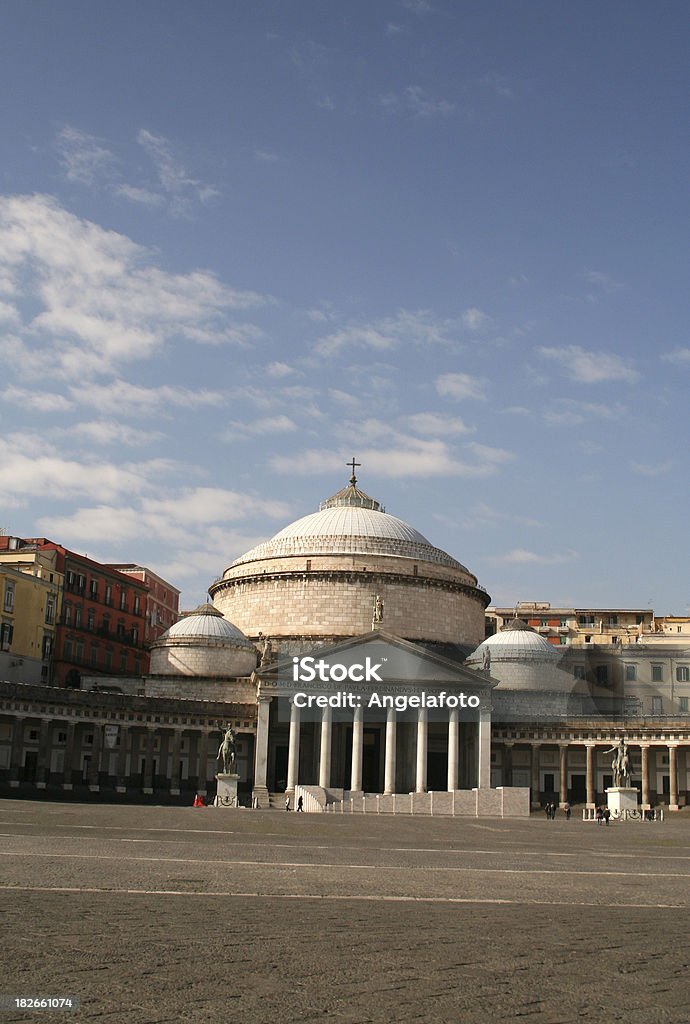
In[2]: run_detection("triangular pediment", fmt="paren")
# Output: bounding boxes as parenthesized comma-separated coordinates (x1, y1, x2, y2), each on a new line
(258, 630, 495, 692)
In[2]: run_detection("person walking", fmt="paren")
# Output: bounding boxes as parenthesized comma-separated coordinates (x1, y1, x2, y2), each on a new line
(297, 795, 304, 812)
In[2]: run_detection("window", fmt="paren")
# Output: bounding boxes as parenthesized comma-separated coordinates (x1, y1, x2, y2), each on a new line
(105, 648, 113, 670)
(77, 574, 86, 591)
(560, 618, 568, 628)
(652, 696, 663, 715)
(605, 615, 618, 626)
(133, 595, 141, 615)
(64, 603, 72, 625)
(679, 697, 689, 713)
(90, 579, 99, 598)
(41, 634, 53, 659)
(64, 638, 73, 660)
(0, 622, 13, 650)
(584, 635, 592, 644)
(75, 640, 84, 664)
(120, 590, 127, 611)
(105, 585, 112, 606)
(625, 664, 637, 682)
(578, 616, 595, 627)
(74, 607, 82, 629)
(3, 582, 14, 612)
(559, 636, 568, 645)
(676, 666, 690, 683)
(132, 626, 138, 645)
(90, 644, 99, 667)
(651, 665, 664, 683)
(573, 665, 586, 680)
(87, 608, 95, 631)
(116, 619, 126, 638)
(66, 570, 76, 589)
(595, 665, 608, 686)
(45, 594, 56, 624)
(119, 650, 128, 672)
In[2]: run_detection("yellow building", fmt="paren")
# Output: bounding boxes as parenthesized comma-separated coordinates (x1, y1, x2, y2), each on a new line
(0, 559, 60, 684)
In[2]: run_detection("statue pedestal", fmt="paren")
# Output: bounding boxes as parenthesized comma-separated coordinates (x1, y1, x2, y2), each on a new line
(215, 773, 240, 807)
(606, 787, 638, 814)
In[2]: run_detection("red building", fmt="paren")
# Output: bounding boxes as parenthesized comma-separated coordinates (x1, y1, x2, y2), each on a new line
(106, 564, 180, 643)
(0, 538, 150, 687)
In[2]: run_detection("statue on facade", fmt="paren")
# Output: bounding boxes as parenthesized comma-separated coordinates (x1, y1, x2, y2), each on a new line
(373, 594, 384, 625)
(604, 738, 632, 787)
(481, 646, 491, 673)
(217, 726, 237, 774)
(259, 635, 273, 666)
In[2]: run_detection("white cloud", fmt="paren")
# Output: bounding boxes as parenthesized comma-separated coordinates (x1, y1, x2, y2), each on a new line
(113, 184, 164, 207)
(379, 86, 454, 118)
(487, 548, 579, 566)
(630, 461, 673, 477)
(406, 412, 474, 436)
(225, 415, 298, 440)
(661, 348, 690, 365)
(582, 269, 625, 293)
(1, 386, 74, 413)
(266, 361, 296, 378)
(0, 194, 269, 380)
(73, 379, 224, 416)
(539, 345, 639, 384)
(0, 300, 20, 325)
(460, 503, 541, 530)
(136, 129, 221, 210)
(66, 420, 165, 447)
(269, 438, 512, 479)
(435, 372, 486, 401)
(462, 307, 491, 332)
(543, 399, 626, 426)
(315, 309, 460, 357)
(56, 125, 116, 186)
(0, 446, 163, 502)
(254, 148, 279, 163)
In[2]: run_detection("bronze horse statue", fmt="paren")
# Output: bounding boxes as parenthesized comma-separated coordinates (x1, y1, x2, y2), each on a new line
(217, 726, 237, 774)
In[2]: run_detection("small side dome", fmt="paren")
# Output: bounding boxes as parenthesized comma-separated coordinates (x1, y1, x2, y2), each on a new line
(150, 602, 257, 677)
(467, 618, 561, 665)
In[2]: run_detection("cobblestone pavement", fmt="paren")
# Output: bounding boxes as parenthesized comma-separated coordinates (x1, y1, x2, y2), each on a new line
(2, 799, 690, 1023)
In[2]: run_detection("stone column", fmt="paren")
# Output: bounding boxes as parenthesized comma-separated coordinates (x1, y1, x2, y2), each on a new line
(253, 696, 271, 806)
(9, 716, 25, 787)
(669, 743, 679, 811)
(640, 744, 650, 810)
(286, 700, 301, 793)
(447, 708, 459, 792)
(503, 740, 514, 788)
(530, 742, 541, 808)
(63, 721, 76, 790)
(350, 705, 363, 793)
(142, 728, 155, 794)
(384, 706, 397, 795)
(35, 718, 52, 789)
(88, 723, 102, 791)
(319, 706, 332, 789)
(558, 743, 568, 808)
(170, 729, 183, 796)
(415, 707, 428, 793)
(585, 743, 596, 809)
(477, 707, 492, 790)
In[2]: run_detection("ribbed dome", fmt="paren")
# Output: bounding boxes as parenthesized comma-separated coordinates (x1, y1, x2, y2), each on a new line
(468, 620, 560, 664)
(163, 610, 254, 647)
(230, 506, 466, 570)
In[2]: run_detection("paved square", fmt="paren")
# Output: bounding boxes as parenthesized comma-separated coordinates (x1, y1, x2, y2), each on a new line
(2, 799, 690, 1023)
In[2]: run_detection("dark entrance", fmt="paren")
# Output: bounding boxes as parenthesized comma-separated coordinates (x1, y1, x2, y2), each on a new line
(23, 751, 37, 783)
(427, 751, 446, 791)
(273, 745, 288, 791)
(570, 773, 586, 802)
(362, 728, 381, 792)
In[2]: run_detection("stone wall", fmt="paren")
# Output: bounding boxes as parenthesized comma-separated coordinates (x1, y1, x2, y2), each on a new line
(149, 640, 257, 678)
(213, 569, 487, 647)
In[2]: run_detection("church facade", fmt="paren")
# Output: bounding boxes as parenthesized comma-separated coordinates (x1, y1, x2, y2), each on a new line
(1, 472, 688, 814)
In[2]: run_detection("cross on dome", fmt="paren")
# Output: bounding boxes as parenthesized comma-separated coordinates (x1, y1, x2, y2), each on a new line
(347, 457, 361, 485)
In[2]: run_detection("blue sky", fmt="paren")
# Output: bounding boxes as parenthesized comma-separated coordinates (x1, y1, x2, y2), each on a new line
(0, 1, 687, 613)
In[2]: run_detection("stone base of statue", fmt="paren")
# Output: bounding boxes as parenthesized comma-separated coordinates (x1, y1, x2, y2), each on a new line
(215, 773, 240, 807)
(606, 787, 638, 814)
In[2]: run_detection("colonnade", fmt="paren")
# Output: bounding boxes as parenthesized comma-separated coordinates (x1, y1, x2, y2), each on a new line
(2, 716, 237, 796)
(496, 738, 687, 810)
(254, 697, 492, 796)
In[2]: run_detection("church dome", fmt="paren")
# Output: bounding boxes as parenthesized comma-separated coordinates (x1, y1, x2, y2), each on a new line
(467, 619, 560, 665)
(163, 603, 255, 646)
(150, 602, 257, 677)
(209, 470, 489, 651)
(231, 504, 466, 571)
